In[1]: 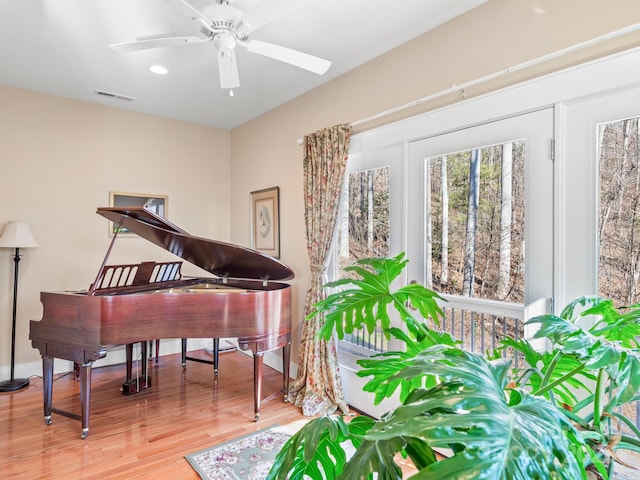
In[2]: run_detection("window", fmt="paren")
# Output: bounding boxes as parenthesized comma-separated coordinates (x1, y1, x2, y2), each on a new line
(337, 166, 390, 273)
(335, 110, 553, 417)
(336, 160, 396, 354)
(426, 141, 525, 303)
(598, 116, 640, 305)
(335, 49, 640, 419)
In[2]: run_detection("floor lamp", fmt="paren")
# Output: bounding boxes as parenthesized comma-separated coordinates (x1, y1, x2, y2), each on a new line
(0, 221, 39, 392)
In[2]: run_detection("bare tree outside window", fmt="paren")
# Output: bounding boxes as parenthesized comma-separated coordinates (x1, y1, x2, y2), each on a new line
(338, 166, 390, 273)
(337, 166, 391, 352)
(598, 116, 640, 306)
(598, 115, 640, 439)
(422, 141, 526, 365)
(427, 141, 526, 303)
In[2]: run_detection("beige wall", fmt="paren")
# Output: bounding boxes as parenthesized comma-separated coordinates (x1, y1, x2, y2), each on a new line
(0, 87, 230, 372)
(230, 0, 640, 363)
(3, 0, 640, 378)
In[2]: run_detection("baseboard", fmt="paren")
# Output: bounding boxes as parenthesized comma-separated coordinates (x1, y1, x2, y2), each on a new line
(214, 339, 299, 380)
(6, 338, 298, 383)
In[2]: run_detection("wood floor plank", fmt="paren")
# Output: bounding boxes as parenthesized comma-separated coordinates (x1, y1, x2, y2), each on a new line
(0, 350, 308, 479)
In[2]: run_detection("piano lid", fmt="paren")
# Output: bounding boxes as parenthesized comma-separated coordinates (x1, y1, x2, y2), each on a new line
(96, 207, 294, 281)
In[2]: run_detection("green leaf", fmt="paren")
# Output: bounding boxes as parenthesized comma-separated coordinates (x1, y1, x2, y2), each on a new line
(606, 351, 640, 407)
(498, 338, 594, 405)
(356, 326, 459, 404)
(403, 436, 438, 470)
(309, 253, 444, 342)
(267, 415, 360, 480)
(528, 315, 583, 349)
(528, 305, 639, 388)
(292, 260, 640, 479)
(336, 438, 406, 480)
(364, 347, 587, 480)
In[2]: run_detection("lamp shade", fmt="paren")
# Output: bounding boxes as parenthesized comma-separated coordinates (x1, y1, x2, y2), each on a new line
(0, 222, 39, 249)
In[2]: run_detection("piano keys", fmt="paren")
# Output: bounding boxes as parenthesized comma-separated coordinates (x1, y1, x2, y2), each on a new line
(29, 207, 294, 439)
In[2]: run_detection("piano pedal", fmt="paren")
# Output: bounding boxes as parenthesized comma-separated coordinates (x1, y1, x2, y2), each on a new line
(121, 377, 152, 395)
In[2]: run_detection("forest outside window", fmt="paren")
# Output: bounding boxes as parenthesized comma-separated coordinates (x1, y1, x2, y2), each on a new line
(598, 115, 640, 306)
(426, 141, 526, 304)
(335, 165, 391, 353)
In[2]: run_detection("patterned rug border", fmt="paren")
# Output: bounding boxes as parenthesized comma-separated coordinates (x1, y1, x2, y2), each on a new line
(185, 422, 303, 480)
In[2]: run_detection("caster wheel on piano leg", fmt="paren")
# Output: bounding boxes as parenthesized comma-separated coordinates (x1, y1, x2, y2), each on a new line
(254, 414, 260, 422)
(80, 428, 89, 440)
(44, 416, 52, 425)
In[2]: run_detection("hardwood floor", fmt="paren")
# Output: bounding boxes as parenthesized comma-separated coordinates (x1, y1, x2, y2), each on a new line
(0, 350, 307, 479)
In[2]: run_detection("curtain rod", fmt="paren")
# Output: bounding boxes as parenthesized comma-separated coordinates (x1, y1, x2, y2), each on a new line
(297, 21, 640, 145)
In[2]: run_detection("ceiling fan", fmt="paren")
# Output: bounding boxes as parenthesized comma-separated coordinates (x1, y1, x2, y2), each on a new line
(109, 0, 332, 90)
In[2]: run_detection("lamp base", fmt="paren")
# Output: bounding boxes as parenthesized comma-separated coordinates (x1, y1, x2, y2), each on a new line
(0, 377, 29, 392)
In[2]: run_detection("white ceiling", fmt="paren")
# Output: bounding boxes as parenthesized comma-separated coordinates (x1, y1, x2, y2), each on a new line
(0, 0, 486, 129)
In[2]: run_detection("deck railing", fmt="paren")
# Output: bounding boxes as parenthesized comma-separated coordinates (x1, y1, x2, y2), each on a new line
(434, 294, 525, 367)
(341, 294, 525, 364)
(339, 294, 639, 431)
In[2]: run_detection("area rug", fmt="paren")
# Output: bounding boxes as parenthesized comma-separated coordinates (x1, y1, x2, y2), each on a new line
(185, 422, 306, 480)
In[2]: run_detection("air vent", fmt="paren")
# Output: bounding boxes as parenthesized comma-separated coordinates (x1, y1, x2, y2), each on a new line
(95, 90, 136, 102)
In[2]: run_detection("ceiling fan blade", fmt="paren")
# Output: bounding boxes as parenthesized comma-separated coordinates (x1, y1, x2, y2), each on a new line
(217, 49, 240, 89)
(241, 0, 310, 32)
(109, 36, 208, 52)
(180, 0, 212, 26)
(244, 40, 331, 75)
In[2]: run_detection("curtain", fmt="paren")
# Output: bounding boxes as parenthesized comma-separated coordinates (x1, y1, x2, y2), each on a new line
(287, 123, 352, 416)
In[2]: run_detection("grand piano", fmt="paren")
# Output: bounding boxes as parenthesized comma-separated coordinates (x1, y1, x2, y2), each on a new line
(29, 207, 294, 439)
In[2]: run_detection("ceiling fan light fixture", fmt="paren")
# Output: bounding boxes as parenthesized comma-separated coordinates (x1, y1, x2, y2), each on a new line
(148, 65, 169, 75)
(213, 32, 236, 54)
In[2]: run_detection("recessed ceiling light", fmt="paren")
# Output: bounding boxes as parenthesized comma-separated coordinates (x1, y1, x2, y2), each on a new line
(148, 65, 168, 75)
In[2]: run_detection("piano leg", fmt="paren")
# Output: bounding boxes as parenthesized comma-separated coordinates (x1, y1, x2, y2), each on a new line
(126, 343, 133, 381)
(142, 341, 149, 383)
(182, 338, 220, 378)
(213, 338, 219, 377)
(78, 362, 92, 439)
(282, 344, 291, 402)
(42, 355, 53, 426)
(41, 356, 93, 439)
(141, 341, 149, 387)
(147, 340, 160, 365)
(253, 353, 264, 422)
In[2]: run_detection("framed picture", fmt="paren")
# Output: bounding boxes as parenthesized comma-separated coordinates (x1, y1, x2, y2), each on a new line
(251, 187, 280, 258)
(109, 191, 168, 236)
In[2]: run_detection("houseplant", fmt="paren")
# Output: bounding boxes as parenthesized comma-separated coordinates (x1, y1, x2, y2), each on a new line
(266, 253, 640, 480)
